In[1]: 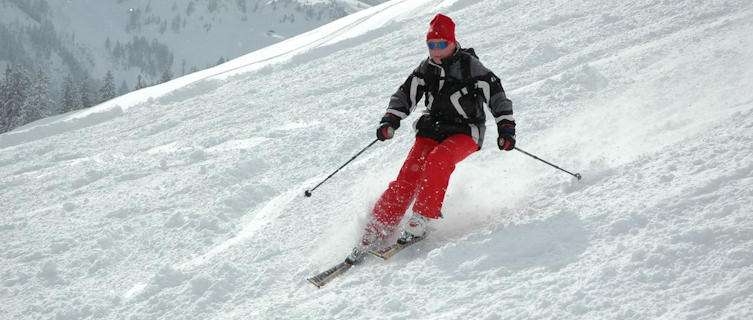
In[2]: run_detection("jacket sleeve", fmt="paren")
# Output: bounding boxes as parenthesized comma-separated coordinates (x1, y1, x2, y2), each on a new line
(385, 64, 426, 121)
(469, 58, 515, 128)
(485, 73, 515, 127)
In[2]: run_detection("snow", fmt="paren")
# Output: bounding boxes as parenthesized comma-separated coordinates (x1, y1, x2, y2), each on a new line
(2, 0, 753, 319)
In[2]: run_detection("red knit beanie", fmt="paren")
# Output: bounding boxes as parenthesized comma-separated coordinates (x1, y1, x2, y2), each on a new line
(426, 13, 456, 43)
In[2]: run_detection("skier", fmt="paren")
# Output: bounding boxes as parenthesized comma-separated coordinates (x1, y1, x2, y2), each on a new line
(346, 13, 516, 264)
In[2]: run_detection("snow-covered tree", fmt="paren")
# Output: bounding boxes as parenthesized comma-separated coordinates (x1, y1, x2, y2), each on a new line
(118, 80, 129, 96)
(79, 80, 91, 109)
(0, 66, 10, 132)
(61, 76, 78, 113)
(160, 68, 173, 83)
(135, 74, 147, 90)
(1, 65, 31, 132)
(18, 69, 51, 126)
(99, 70, 116, 102)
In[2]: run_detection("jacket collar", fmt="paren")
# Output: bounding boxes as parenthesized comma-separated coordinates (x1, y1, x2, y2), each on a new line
(441, 45, 463, 65)
(427, 45, 462, 68)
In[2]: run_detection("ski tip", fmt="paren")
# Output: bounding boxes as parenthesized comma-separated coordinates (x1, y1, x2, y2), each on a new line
(307, 278, 323, 288)
(307, 262, 352, 288)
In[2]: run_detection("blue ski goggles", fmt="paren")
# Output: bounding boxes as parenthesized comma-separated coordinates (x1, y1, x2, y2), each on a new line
(427, 41, 449, 50)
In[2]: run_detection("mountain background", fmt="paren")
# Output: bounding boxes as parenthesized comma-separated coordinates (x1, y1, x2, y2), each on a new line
(0, 0, 386, 131)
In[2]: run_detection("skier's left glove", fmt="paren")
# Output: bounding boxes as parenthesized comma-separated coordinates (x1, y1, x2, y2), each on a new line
(497, 121, 516, 151)
(376, 114, 400, 141)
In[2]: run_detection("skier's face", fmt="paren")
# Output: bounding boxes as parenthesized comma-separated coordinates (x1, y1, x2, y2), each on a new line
(427, 39, 456, 64)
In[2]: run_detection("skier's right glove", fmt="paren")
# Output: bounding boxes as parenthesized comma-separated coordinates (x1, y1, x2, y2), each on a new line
(376, 114, 400, 141)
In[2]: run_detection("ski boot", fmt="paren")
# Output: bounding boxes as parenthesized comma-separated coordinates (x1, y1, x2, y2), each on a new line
(345, 221, 391, 265)
(396, 212, 429, 245)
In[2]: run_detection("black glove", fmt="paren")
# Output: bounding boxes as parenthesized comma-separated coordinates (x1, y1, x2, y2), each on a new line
(376, 125, 395, 141)
(376, 114, 400, 141)
(497, 122, 516, 151)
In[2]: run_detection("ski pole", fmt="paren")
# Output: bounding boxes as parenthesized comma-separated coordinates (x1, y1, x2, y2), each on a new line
(514, 147, 582, 181)
(304, 139, 379, 197)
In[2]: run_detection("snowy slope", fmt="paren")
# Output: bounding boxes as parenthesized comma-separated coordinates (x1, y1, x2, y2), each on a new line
(2, 0, 753, 319)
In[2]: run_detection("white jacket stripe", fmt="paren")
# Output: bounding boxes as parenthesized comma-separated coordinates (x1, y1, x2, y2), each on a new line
(495, 114, 515, 122)
(408, 77, 425, 113)
(477, 80, 491, 102)
(450, 90, 470, 119)
(469, 124, 481, 145)
(386, 109, 408, 119)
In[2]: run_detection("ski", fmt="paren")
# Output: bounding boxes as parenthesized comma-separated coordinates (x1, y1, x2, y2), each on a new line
(307, 261, 353, 288)
(308, 236, 425, 287)
(369, 236, 424, 260)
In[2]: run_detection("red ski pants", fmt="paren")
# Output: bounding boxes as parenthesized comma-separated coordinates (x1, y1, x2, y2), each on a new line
(372, 134, 478, 227)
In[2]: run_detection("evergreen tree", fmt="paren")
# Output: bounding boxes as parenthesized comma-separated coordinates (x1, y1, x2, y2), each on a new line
(19, 69, 51, 126)
(118, 80, 129, 96)
(113, 41, 125, 59)
(160, 68, 173, 83)
(61, 76, 78, 113)
(79, 80, 91, 109)
(0, 66, 9, 132)
(2, 66, 31, 132)
(99, 70, 116, 102)
(135, 74, 147, 90)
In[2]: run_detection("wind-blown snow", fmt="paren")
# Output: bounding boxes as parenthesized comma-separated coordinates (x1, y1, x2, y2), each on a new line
(2, 0, 752, 319)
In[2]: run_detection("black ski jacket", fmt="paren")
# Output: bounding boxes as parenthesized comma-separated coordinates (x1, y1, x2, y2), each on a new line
(386, 46, 514, 148)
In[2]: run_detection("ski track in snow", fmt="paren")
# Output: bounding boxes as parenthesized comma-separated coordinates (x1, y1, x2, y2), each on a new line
(2, 0, 753, 319)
